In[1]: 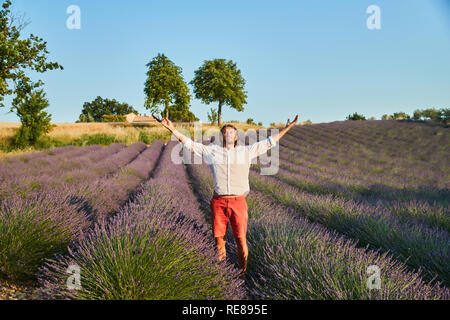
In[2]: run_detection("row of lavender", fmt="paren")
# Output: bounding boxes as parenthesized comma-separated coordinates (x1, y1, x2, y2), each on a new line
(0, 145, 107, 181)
(37, 141, 245, 299)
(0, 144, 126, 201)
(301, 123, 443, 176)
(0, 141, 163, 281)
(276, 147, 448, 205)
(279, 135, 448, 202)
(186, 161, 449, 299)
(282, 121, 449, 190)
(249, 121, 449, 286)
(268, 163, 449, 232)
(249, 171, 449, 285)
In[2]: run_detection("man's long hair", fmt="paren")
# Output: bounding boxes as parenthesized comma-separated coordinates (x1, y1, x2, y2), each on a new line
(220, 124, 238, 147)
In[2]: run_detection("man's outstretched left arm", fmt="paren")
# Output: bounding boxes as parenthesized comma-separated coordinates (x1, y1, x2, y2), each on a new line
(271, 114, 299, 144)
(248, 114, 299, 160)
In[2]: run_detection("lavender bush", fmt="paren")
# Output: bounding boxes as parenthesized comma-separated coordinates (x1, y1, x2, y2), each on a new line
(36, 141, 245, 300)
(0, 191, 90, 281)
(249, 171, 450, 286)
(0, 142, 143, 201)
(186, 162, 449, 299)
(0, 142, 158, 281)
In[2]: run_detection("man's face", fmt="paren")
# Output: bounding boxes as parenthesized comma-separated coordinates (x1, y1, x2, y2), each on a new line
(223, 127, 237, 147)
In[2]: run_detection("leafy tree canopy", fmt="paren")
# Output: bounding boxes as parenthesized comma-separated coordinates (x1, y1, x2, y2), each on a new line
(0, 0, 63, 108)
(11, 76, 52, 147)
(144, 53, 190, 119)
(346, 112, 366, 121)
(190, 58, 247, 126)
(78, 96, 138, 122)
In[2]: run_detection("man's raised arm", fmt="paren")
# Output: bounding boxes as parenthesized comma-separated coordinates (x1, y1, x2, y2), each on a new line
(155, 115, 211, 158)
(157, 116, 187, 143)
(271, 114, 299, 144)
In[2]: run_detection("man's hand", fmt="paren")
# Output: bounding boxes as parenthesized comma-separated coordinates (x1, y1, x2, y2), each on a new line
(153, 114, 187, 143)
(161, 118, 175, 131)
(285, 114, 299, 128)
(272, 114, 299, 144)
(153, 114, 175, 132)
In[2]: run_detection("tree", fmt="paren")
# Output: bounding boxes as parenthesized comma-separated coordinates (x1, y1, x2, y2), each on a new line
(207, 107, 218, 124)
(346, 113, 366, 120)
(441, 108, 449, 125)
(383, 112, 410, 120)
(11, 77, 53, 147)
(0, 0, 63, 108)
(413, 110, 422, 121)
(392, 112, 410, 120)
(246, 118, 256, 125)
(164, 104, 198, 122)
(421, 108, 442, 122)
(78, 96, 137, 122)
(143, 53, 190, 119)
(382, 108, 449, 124)
(87, 111, 95, 123)
(77, 113, 87, 123)
(413, 107, 448, 124)
(190, 58, 247, 127)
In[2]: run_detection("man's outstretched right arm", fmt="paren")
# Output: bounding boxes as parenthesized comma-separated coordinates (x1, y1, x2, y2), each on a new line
(157, 116, 211, 157)
(170, 126, 188, 144)
(157, 116, 187, 143)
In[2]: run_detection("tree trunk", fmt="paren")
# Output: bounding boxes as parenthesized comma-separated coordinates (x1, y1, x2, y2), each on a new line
(218, 101, 222, 127)
(164, 101, 169, 119)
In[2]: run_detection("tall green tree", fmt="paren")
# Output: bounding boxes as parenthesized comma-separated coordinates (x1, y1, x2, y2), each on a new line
(11, 76, 52, 147)
(143, 53, 190, 119)
(190, 58, 247, 127)
(0, 0, 63, 108)
(78, 96, 138, 122)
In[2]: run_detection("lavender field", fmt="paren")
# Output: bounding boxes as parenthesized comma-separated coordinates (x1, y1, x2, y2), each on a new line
(0, 120, 448, 300)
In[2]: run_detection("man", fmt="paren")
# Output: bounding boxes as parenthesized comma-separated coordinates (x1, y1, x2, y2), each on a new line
(157, 115, 298, 280)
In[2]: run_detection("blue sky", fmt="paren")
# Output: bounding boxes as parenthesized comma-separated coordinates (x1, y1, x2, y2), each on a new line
(1, 0, 449, 125)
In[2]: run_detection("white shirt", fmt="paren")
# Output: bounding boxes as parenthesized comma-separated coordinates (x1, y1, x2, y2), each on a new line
(182, 136, 277, 196)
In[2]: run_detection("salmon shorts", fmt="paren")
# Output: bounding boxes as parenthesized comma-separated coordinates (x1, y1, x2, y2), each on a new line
(209, 194, 248, 239)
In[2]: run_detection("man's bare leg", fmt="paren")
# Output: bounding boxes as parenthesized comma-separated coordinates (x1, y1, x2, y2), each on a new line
(235, 236, 248, 279)
(215, 236, 227, 261)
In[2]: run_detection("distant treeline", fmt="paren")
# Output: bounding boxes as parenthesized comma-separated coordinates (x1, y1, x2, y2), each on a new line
(347, 108, 449, 125)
